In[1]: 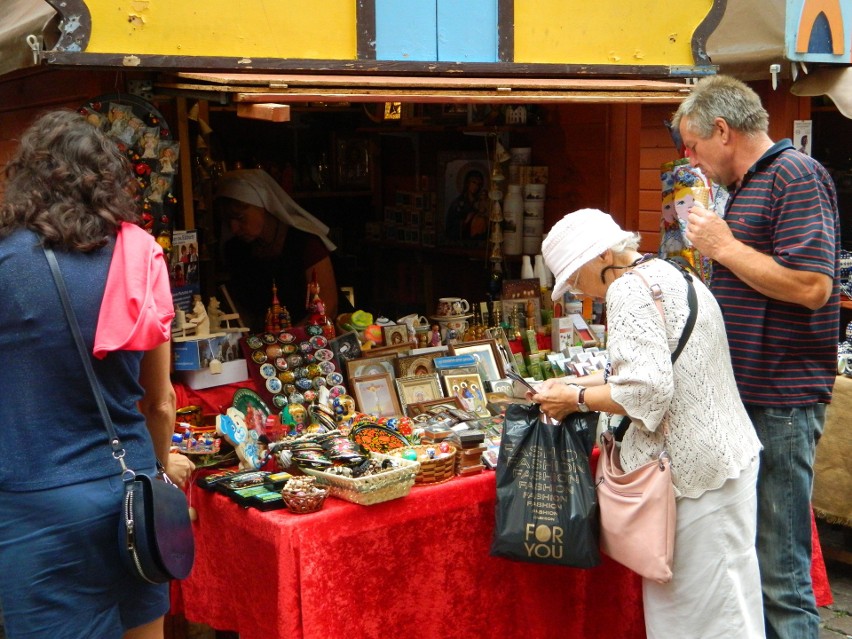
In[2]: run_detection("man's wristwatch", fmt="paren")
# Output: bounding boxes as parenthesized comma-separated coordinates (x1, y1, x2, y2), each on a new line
(577, 387, 590, 413)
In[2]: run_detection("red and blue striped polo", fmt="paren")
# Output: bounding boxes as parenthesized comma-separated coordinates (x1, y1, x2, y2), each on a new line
(712, 139, 840, 405)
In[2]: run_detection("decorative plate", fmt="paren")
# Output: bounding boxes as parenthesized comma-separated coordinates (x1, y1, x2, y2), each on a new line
(78, 93, 176, 237)
(350, 423, 410, 453)
(232, 388, 271, 421)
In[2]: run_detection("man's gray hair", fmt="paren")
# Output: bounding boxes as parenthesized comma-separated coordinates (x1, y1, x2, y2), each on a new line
(672, 75, 769, 139)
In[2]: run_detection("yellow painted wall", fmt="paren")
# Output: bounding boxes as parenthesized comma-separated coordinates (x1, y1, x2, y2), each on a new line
(78, 0, 711, 66)
(84, 0, 358, 59)
(514, 0, 713, 65)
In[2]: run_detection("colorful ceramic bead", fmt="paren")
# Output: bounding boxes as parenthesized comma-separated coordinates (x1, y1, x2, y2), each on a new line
(265, 344, 283, 359)
(310, 335, 328, 349)
(314, 348, 334, 362)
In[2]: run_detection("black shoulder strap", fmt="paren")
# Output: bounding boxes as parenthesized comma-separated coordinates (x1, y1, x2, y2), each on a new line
(667, 260, 697, 365)
(44, 246, 127, 463)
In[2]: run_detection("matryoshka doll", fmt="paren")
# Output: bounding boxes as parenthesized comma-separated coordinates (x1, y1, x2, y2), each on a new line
(305, 269, 336, 340)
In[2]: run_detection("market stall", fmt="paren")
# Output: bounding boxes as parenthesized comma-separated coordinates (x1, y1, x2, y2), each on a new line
(0, 3, 844, 636)
(171, 458, 834, 639)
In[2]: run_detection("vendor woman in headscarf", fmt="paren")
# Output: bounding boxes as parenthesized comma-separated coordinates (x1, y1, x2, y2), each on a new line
(215, 169, 339, 332)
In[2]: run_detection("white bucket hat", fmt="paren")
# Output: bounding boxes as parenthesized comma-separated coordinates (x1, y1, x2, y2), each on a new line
(543, 208, 634, 301)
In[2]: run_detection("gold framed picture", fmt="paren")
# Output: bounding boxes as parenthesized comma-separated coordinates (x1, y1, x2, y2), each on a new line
(442, 371, 490, 418)
(350, 372, 402, 418)
(382, 324, 410, 348)
(449, 338, 505, 382)
(396, 352, 442, 377)
(345, 349, 405, 382)
(395, 374, 443, 415)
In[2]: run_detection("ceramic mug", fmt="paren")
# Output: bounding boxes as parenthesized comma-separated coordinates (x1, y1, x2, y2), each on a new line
(437, 297, 470, 317)
(439, 318, 469, 339)
(444, 318, 469, 332)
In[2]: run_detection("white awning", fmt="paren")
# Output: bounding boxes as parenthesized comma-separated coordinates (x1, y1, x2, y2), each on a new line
(0, 0, 57, 78)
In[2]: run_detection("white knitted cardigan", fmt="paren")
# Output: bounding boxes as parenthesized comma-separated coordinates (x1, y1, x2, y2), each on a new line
(605, 259, 762, 499)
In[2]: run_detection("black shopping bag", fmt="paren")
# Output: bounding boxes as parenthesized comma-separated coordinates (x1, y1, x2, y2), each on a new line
(490, 403, 600, 568)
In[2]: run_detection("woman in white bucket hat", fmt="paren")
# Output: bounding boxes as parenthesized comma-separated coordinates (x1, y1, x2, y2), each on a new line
(532, 208, 765, 638)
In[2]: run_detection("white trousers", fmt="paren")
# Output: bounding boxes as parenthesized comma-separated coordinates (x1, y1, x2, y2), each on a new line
(644, 456, 765, 639)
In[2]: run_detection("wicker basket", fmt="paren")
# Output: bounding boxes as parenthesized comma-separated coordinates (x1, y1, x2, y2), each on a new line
(390, 446, 456, 485)
(302, 453, 420, 505)
(281, 488, 329, 514)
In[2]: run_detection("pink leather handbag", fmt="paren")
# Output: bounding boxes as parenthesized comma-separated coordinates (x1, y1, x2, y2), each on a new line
(596, 430, 675, 583)
(593, 259, 697, 584)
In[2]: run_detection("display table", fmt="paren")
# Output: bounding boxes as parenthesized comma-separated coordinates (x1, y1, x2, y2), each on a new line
(172, 470, 645, 639)
(171, 466, 832, 639)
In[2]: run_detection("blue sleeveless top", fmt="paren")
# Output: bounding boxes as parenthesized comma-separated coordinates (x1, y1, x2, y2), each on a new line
(0, 229, 158, 491)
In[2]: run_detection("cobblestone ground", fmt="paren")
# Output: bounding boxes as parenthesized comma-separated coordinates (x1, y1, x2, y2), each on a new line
(821, 560, 852, 639)
(820, 520, 852, 639)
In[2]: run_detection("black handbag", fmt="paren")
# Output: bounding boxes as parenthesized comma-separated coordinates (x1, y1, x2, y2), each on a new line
(120, 471, 195, 582)
(45, 246, 195, 584)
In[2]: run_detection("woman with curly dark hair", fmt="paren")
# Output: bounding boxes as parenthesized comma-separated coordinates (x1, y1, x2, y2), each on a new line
(0, 109, 192, 639)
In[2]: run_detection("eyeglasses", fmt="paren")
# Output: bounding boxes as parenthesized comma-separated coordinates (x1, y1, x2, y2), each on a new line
(567, 269, 583, 295)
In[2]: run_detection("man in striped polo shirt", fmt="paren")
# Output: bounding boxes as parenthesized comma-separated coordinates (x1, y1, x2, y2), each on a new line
(673, 75, 840, 639)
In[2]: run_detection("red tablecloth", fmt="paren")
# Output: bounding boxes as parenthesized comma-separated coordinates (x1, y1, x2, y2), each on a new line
(171, 465, 832, 639)
(172, 470, 645, 639)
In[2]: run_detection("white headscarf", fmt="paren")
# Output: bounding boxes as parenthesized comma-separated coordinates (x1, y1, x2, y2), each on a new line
(215, 169, 336, 251)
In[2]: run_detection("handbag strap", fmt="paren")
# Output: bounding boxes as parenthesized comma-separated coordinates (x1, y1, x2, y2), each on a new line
(667, 261, 698, 363)
(613, 259, 697, 442)
(43, 246, 129, 468)
(627, 260, 697, 365)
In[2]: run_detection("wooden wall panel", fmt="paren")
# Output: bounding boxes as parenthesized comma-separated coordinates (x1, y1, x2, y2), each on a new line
(375, 0, 437, 61)
(636, 103, 681, 253)
(639, 168, 661, 190)
(752, 79, 811, 141)
(536, 103, 609, 236)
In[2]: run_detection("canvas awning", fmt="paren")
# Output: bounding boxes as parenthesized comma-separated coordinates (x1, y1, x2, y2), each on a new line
(705, 0, 788, 80)
(0, 0, 57, 78)
(791, 66, 852, 119)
